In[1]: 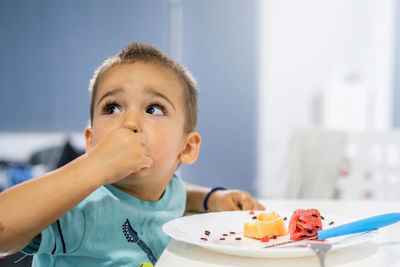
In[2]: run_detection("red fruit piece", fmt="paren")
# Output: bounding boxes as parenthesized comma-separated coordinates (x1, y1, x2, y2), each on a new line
(288, 209, 323, 241)
(261, 236, 270, 242)
(249, 210, 255, 215)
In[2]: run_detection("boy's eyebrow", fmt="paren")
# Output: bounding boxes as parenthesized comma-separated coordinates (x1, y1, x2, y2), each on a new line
(145, 88, 176, 110)
(96, 88, 123, 107)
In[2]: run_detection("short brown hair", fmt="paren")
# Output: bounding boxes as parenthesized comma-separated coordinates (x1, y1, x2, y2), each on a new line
(88, 43, 198, 132)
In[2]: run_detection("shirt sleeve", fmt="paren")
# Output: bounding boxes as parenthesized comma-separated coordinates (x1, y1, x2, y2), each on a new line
(21, 234, 42, 255)
(21, 206, 86, 256)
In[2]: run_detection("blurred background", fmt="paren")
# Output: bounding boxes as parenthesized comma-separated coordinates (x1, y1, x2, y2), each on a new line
(1, 0, 399, 201)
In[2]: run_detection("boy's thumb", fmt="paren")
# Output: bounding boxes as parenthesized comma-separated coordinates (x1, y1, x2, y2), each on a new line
(142, 156, 153, 168)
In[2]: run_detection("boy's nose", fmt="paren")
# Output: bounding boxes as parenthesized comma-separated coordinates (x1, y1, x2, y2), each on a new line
(122, 112, 142, 133)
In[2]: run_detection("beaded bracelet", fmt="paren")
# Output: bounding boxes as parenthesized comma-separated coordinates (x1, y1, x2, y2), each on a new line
(203, 187, 227, 212)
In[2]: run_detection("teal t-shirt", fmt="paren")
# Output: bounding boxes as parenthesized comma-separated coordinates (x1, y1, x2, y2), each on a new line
(22, 174, 186, 267)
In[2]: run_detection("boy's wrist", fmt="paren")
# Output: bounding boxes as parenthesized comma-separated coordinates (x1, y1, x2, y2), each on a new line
(203, 187, 226, 212)
(74, 153, 108, 189)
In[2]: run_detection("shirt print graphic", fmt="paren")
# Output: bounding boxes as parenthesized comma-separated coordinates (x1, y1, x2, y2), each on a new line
(122, 219, 158, 265)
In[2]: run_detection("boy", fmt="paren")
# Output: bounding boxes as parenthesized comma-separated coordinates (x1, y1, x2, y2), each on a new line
(0, 43, 264, 266)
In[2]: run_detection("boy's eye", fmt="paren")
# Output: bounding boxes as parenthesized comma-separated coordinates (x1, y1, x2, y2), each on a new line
(104, 104, 121, 115)
(146, 104, 166, 115)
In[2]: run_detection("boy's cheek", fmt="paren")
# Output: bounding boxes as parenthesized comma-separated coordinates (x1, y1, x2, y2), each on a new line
(149, 137, 179, 159)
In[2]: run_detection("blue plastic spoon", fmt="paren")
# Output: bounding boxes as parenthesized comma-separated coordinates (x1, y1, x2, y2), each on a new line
(264, 212, 400, 248)
(317, 212, 400, 240)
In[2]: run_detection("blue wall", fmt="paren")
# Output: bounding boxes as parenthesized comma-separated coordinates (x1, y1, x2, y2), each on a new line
(0, 0, 259, 194)
(179, 0, 258, 193)
(0, 0, 169, 131)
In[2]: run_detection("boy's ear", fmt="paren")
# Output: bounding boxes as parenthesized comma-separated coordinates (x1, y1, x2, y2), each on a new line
(179, 132, 201, 164)
(84, 126, 93, 153)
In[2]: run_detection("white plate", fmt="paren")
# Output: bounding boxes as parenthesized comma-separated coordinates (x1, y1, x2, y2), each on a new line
(162, 210, 376, 258)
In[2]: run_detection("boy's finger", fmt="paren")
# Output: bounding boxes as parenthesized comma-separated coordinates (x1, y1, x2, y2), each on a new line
(253, 200, 265, 210)
(241, 201, 253, 210)
(134, 132, 149, 146)
(239, 194, 253, 210)
(142, 156, 153, 167)
(230, 205, 241, 211)
(131, 157, 153, 173)
(227, 199, 241, 211)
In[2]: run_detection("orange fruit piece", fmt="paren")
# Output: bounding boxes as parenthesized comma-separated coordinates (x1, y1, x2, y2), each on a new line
(244, 212, 288, 239)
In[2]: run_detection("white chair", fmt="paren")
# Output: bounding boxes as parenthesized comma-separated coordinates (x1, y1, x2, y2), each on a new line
(279, 127, 400, 200)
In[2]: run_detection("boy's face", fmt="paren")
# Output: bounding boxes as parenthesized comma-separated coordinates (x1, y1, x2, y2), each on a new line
(86, 63, 193, 189)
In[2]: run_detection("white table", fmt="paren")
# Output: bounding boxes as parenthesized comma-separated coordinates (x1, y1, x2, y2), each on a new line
(157, 199, 400, 267)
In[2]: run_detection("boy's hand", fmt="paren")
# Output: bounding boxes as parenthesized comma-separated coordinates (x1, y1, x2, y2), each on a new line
(207, 189, 265, 212)
(87, 128, 153, 184)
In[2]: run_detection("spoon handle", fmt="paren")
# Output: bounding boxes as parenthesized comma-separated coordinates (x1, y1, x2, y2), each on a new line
(318, 212, 400, 240)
